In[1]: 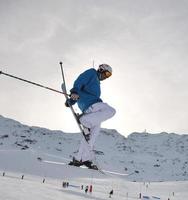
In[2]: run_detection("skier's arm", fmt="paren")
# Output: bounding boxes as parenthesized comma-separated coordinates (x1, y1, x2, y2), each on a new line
(70, 69, 95, 96)
(65, 69, 94, 107)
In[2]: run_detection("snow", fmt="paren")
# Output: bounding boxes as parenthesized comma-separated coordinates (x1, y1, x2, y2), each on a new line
(0, 115, 188, 199)
(1, 171, 188, 200)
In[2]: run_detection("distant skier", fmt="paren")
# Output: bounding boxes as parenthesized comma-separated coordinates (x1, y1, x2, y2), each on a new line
(109, 189, 113, 198)
(65, 64, 116, 169)
(85, 185, 89, 193)
(89, 185, 93, 193)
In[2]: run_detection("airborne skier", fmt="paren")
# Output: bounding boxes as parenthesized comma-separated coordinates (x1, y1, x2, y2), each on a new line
(65, 64, 116, 169)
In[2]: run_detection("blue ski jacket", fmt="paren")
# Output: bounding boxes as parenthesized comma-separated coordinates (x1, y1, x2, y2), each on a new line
(70, 68, 102, 112)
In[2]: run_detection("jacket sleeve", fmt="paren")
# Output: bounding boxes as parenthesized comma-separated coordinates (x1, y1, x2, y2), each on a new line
(70, 69, 95, 95)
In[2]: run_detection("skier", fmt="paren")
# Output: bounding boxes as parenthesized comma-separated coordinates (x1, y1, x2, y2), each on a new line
(109, 189, 113, 198)
(65, 64, 116, 169)
(85, 185, 89, 194)
(89, 185, 93, 193)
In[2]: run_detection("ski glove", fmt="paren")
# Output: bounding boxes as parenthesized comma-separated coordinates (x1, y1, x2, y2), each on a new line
(65, 98, 76, 107)
(70, 93, 79, 101)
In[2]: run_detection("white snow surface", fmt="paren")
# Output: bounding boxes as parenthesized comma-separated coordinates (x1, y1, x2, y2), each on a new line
(0, 115, 188, 200)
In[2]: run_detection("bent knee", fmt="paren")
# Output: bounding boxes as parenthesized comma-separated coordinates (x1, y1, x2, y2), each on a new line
(108, 106, 116, 118)
(111, 107, 116, 116)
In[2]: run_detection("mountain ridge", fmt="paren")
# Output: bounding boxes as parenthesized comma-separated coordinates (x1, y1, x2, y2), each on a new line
(0, 115, 188, 181)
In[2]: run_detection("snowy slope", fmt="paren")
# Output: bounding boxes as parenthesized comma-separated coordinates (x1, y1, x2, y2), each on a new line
(0, 115, 188, 181)
(1, 171, 188, 200)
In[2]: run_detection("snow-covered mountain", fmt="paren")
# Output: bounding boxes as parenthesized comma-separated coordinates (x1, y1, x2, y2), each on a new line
(0, 115, 188, 182)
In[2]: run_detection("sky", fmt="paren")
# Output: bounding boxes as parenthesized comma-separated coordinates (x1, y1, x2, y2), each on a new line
(0, 0, 188, 136)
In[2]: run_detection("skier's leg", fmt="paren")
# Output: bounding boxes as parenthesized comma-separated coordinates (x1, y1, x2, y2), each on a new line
(75, 124, 100, 162)
(89, 124, 101, 149)
(75, 102, 115, 164)
(75, 137, 89, 161)
(79, 102, 116, 129)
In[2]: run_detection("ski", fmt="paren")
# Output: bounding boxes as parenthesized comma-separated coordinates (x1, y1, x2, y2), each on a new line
(59, 62, 89, 142)
(37, 157, 129, 176)
(37, 157, 105, 174)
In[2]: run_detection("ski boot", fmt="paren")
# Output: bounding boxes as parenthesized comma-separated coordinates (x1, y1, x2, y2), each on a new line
(83, 160, 98, 170)
(68, 157, 83, 167)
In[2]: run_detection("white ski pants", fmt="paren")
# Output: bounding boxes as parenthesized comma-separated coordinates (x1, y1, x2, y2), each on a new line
(75, 102, 116, 162)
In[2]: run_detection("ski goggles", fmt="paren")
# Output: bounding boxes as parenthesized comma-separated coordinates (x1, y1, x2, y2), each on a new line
(103, 70, 112, 78)
(99, 68, 112, 78)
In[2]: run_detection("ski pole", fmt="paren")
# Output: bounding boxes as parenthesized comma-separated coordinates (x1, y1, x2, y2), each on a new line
(59, 62, 88, 142)
(0, 70, 69, 96)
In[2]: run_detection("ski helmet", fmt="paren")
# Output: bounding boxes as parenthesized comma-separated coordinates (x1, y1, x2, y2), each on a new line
(98, 64, 112, 80)
(98, 64, 112, 74)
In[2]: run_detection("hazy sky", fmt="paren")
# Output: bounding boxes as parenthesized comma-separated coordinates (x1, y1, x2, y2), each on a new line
(1, 0, 188, 136)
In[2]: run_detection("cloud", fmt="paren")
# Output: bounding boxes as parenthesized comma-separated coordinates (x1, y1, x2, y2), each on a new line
(1, 0, 188, 135)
